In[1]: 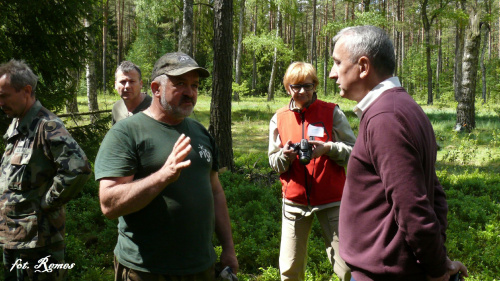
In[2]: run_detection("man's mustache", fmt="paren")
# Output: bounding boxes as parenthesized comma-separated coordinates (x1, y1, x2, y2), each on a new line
(180, 96, 194, 104)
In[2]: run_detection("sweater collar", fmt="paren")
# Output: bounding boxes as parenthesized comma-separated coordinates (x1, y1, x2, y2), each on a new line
(353, 76, 401, 119)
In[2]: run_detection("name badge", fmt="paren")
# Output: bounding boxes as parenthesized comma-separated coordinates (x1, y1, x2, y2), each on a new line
(308, 125, 324, 138)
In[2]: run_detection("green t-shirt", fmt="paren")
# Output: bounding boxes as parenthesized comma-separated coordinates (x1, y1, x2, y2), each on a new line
(95, 112, 218, 275)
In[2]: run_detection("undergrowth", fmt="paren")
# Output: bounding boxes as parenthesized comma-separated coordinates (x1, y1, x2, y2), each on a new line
(0, 95, 497, 281)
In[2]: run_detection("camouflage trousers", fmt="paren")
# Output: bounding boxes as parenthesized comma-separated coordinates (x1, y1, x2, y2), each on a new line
(3, 243, 67, 281)
(114, 256, 215, 281)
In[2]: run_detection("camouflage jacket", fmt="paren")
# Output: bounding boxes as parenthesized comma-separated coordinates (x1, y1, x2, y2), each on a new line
(0, 100, 91, 249)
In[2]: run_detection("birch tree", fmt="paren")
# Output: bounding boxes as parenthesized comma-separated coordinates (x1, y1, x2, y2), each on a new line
(84, 18, 99, 122)
(457, 11, 481, 132)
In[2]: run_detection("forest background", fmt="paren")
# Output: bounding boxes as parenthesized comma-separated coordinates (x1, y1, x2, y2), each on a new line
(0, 0, 499, 280)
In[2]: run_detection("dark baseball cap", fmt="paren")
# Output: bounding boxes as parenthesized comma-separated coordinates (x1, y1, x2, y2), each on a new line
(151, 52, 210, 80)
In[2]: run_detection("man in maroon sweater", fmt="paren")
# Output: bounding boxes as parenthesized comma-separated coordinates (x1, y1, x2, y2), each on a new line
(329, 25, 468, 281)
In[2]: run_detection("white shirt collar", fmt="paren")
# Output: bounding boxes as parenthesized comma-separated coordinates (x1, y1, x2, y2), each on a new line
(353, 76, 401, 118)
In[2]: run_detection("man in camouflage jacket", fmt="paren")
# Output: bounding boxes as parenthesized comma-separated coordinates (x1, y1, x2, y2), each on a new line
(0, 60, 91, 281)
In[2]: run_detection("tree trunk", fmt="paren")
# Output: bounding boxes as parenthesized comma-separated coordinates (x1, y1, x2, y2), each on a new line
(421, 0, 433, 105)
(456, 12, 481, 132)
(267, 4, 280, 102)
(234, 0, 246, 101)
(116, 0, 124, 64)
(394, 0, 401, 77)
(251, 2, 257, 95)
(323, 35, 328, 95)
(323, 0, 329, 95)
(179, 0, 194, 56)
(344, 2, 348, 22)
(454, 0, 466, 101)
(292, 15, 296, 52)
(481, 24, 490, 104)
(425, 29, 433, 104)
(363, 0, 371, 11)
(84, 18, 99, 122)
(310, 0, 317, 66)
(66, 69, 80, 114)
(102, 0, 109, 95)
(436, 26, 442, 99)
(210, 0, 235, 172)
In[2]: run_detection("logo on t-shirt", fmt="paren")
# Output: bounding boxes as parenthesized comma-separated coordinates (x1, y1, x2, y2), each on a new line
(198, 144, 211, 163)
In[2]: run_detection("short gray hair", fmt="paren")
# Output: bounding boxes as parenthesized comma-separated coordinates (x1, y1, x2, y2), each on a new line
(115, 61, 142, 80)
(153, 74, 168, 86)
(332, 25, 395, 77)
(0, 59, 38, 96)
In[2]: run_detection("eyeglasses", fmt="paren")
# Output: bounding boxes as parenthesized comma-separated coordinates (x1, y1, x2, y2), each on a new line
(289, 83, 315, 93)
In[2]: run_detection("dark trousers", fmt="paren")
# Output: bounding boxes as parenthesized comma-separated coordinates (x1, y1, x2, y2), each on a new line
(114, 256, 215, 281)
(3, 243, 66, 281)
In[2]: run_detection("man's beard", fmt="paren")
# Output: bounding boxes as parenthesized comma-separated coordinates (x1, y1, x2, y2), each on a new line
(160, 92, 194, 119)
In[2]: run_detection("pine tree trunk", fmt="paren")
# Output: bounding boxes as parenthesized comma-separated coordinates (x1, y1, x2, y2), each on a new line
(66, 69, 80, 114)
(116, 0, 124, 64)
(210, 0, 235, 171)
(456, 12, 481, 132)
(323, 0, 329, 95)
(251, 2, 257, 95)
(234, 0, 246, 101)
(310, 0, 317, 66)
(102, 0, 108, 95)
(267, 4, 280, 102)
(363, 0, 370, 11)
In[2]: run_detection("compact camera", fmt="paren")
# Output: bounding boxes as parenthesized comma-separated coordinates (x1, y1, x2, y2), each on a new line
(289, 138, 313, 165)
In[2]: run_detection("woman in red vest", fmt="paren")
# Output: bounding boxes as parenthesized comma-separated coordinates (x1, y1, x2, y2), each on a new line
(268, 62, 356, 281)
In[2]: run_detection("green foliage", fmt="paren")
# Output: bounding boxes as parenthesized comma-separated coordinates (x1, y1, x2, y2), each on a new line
(323, 11, 388, 36)
(440, 169, 500, 280)
(441, 133, 479, 165)
(64, 175, 117, 281)
(351, 11, 389, 28)
(218, 171, 282, 273)
(233, 81, 252, 97)
(126, 1, 178, 83)
(257, 266, 280, 281)
(0, 0, 100, 112)
(243, 33, 294, 64)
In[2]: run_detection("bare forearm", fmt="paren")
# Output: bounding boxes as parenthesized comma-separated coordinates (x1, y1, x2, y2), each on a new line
(99, 171, 169, 219)
(213, 189, 239, 272)
(214, 191, 235, 250)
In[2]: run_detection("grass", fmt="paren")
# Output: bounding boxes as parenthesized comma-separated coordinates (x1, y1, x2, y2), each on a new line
(14, 91, 498, 281)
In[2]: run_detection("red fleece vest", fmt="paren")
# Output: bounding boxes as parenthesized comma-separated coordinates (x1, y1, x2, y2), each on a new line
(276, 99, 346, 205)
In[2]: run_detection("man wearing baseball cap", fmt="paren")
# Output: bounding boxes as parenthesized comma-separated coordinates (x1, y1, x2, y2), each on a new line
(94, 52, 239, 280)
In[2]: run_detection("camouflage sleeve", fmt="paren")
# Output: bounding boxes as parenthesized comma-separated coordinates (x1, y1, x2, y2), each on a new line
(40, 120, 91, 211)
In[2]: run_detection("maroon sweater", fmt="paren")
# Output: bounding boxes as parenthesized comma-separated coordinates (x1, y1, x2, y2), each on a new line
(339, 88, 448, 281)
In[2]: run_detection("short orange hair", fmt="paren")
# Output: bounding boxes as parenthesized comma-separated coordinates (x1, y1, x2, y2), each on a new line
(283, 62, 319, 90)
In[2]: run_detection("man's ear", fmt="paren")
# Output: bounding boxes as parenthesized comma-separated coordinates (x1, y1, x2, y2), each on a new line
(358, 56, 370, 79)
(150, 81, 160, 97)
(22, 85, 32, 97)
